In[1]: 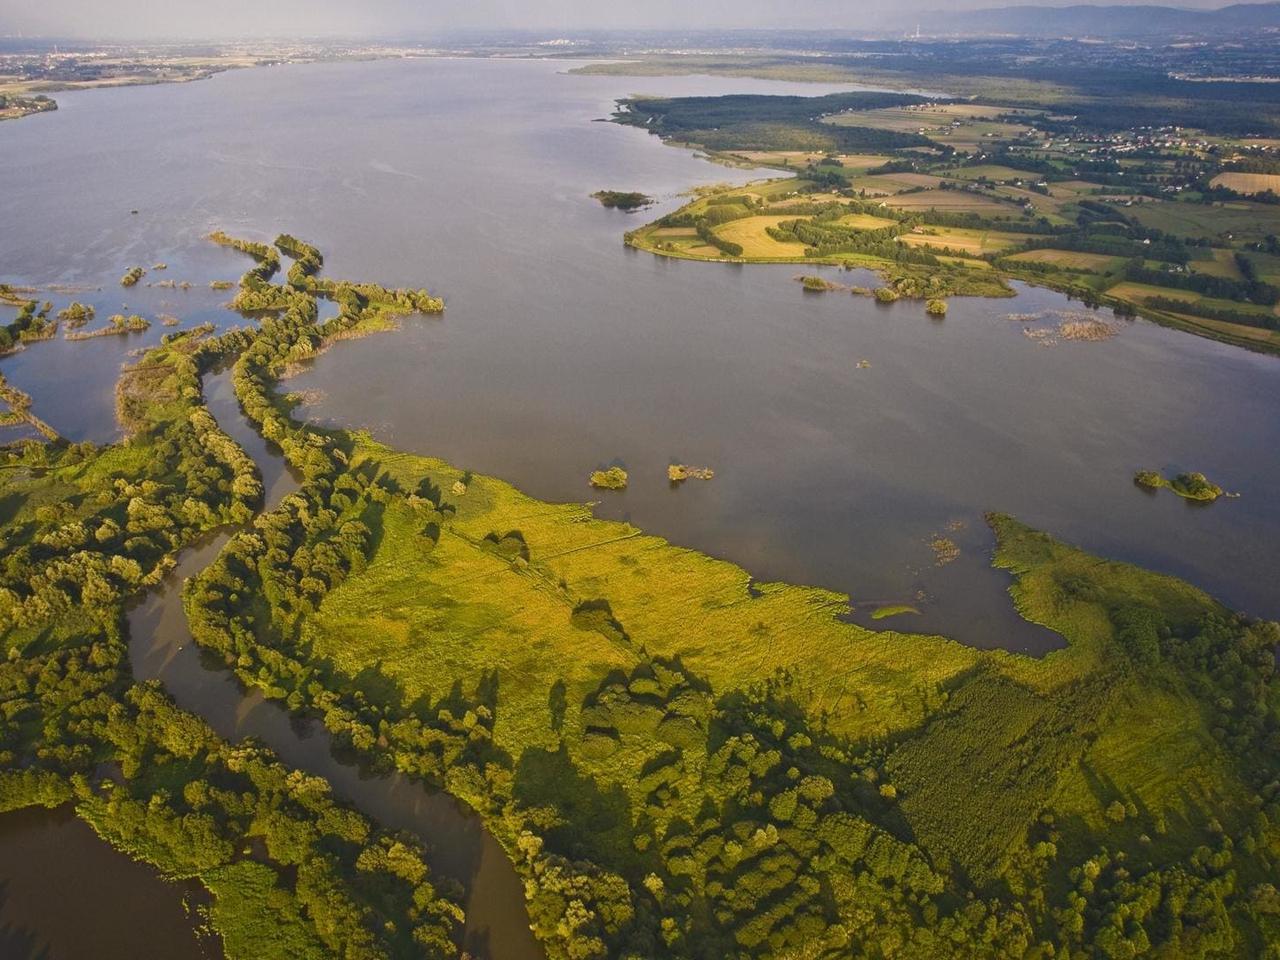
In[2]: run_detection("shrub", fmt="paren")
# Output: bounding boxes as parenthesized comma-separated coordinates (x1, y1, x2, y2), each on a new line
(589, 467, 629, 490)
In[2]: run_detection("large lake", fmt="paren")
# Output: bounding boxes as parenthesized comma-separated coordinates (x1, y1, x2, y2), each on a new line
(1, 51, 1279, 958)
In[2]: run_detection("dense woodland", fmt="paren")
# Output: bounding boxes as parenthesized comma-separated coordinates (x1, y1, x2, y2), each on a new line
(616, 92, 943, 154)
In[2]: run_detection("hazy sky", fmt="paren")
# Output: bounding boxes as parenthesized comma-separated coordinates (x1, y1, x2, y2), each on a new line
(0, 0, 1236, 39)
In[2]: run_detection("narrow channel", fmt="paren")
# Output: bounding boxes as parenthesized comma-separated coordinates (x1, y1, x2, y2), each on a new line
(125, 368, 544, 960)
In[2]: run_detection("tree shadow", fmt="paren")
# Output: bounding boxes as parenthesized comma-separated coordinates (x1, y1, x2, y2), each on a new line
(514, 743, 635, 868)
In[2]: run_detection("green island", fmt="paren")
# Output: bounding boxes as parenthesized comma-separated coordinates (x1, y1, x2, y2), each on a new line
(796, 275, 843, 292)
(65, 312, 152, 341)
(589, 465, 630, 490)
(593, 191, 654, 211)
(1134, 470, 1228, 502)
(607, 84, 1280, 351)
(0, 286, 58, 354)
(2, 232, 1277, 959)
(869, 604, 922, 621)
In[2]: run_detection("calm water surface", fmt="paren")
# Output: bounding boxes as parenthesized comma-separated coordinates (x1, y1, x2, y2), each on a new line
(0, 805, 215, 960)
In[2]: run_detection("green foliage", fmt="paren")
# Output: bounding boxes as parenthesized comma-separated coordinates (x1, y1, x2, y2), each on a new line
(615, 91, 944, 154)
(11, 231, 1276, 960)
(0, 239, 462, 959)
(592, 191, 652, 211)
(588, 466, 628, 490)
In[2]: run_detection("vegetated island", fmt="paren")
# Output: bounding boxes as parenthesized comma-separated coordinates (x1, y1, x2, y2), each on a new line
(592, 190, 654, 211)
(589, 465, 629, 489)
(606, 81, 1280, 354)
(64, 313, 151, 340)
(1134, 469, 1229, 501)
(2, 233, 1278, 960)
(668, 463, 714, 482)
(870, 603, 922, 620)
(795, 274, 844, 292)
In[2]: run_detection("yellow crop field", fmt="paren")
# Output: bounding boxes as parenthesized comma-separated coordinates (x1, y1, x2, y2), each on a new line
(1210, 172, 1280, 196)
(714, 215, 808, 257)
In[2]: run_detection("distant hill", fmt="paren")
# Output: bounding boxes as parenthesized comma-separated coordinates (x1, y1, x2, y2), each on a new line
(905, 2, 1280, 37)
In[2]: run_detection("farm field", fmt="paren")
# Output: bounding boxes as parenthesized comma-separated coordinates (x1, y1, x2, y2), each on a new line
(1004, 248, 1124, 272)
(1189, 247, 1245, 280)
(883, 188, 1017, 214)
(837, 212, 900, 229)
(847, 172, 945, 194)
(1128, 198, 1280, 243)
(714, 215, 808, 257)
(1210, 171, 1280, 196)
(824, 104, 1038, 153)
(899, 225, 1025, 255)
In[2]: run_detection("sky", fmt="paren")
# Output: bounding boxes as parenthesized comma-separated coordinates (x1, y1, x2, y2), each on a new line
(0, 0, 1239, 39)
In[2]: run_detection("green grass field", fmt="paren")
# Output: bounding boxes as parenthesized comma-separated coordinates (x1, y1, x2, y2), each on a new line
(1005, 249, 1123, 272)
(884, 188, 1018, 215)
(900, 226, 1025, 256)
(1128, 198, 1280, 243)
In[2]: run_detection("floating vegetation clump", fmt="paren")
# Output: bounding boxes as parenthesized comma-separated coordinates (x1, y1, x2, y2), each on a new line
(1060, 318, 1117, 341)
(1010, 309, 1118, 346)
(668, 464, 715, 483)
(930, 535, 960, 566)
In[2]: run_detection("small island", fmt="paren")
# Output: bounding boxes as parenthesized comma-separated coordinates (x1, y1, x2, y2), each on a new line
(593, 190, 653, 211)
(870, 603, 922, 620)
(589, 465, 629, 489)
(1134, 469, 1226, 502)
(65, 313, 151, 340)
(120, 266, 145, 287)
(796, 275, 841, 292)
(668, 464, 715, 483)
